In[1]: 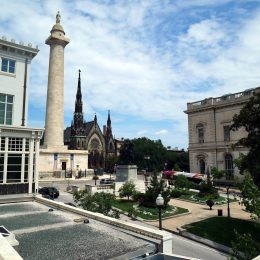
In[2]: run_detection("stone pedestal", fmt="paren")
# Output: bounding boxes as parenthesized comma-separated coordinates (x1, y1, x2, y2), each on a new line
(115, 165, 145, 195)
(116, 165, 138, 182)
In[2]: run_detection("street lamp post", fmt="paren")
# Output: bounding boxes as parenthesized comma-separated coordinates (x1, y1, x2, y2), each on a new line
(227, 187, 230, 218)
(156, 194, 164, 230)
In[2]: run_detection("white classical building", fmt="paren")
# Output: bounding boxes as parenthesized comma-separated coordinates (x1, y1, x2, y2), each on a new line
(0, 37, 43, 195)
(185, 86, 260, 183)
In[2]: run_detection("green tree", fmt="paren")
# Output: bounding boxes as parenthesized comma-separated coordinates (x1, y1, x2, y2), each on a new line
(118, 181, 136, 201)
(239, 173, 260, 218)
(140, 172, 171, 208)
(231, 93, 260, 187)
(118, 137, 167, 171)
(211, 167, 225, 180)
(173, 163, 181, 171)
(105, 155, 118, 173)
(73, 191, 115, 216)
(230, 230, 258, 260)
(166, 151, 189, 172)
(174, 175, 191, 189)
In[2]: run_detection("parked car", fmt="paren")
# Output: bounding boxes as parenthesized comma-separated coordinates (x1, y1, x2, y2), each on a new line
(100, 178, 114, 185)
(39, 187, 59, 198)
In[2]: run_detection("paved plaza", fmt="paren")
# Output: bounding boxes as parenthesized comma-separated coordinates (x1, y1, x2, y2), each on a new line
(146, 198, 252, 232)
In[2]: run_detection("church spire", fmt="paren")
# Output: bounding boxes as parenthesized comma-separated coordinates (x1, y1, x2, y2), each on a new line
(106, 110, 112, 138)
(107, 110, 111, 126)
(72, 70, 84, 132)
(75, 69, 82, 113)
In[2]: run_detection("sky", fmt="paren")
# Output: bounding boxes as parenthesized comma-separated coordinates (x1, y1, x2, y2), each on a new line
(1, 0, 260, 149)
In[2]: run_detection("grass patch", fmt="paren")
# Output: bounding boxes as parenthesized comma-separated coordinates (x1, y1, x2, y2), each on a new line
(183, 217, 260, 253)
(112, 199, 188, 220)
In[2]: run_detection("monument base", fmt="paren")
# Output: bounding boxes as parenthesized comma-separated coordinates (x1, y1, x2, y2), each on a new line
(39, 147, 90, 179)
(116, 165, 138, 182)
(115, 165, 145, 195)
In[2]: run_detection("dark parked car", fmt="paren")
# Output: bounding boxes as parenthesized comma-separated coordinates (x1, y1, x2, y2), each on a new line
(39, 187, 59, 198)
(100, 179, 114, 185)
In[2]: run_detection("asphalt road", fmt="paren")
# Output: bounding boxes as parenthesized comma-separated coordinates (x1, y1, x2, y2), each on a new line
(54, 191, 229, 260)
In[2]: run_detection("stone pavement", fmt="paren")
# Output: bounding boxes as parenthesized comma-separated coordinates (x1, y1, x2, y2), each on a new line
(145, 198, 252, 232)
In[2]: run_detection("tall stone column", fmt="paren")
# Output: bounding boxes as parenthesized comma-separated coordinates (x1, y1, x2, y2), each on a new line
(43, 12, 70, 149)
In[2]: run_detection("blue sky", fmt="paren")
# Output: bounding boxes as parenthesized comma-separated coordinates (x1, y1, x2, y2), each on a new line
(1, 0, 260, 149)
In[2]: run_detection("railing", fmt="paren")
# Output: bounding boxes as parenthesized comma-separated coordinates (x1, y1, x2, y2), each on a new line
(187, 88, 257, 110)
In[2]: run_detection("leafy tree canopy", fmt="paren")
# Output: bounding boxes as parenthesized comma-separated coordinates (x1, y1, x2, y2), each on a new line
(118, 181, 136, 201)
(73, 191, 115, 216)
(231, 93, 260, 186)
(239, 173, 260, 219)
(118, 137, 189, 172)
(140, 172, 171, 208)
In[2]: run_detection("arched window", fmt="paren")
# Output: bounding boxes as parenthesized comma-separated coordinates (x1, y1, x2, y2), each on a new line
(199, 159, 205, 174)
(109, 142, 113, 151)
(197, 123, 204, 143)
(225, 154, 233, 180)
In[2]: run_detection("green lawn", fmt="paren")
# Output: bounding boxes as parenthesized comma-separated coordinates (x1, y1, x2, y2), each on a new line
(183, 217, 260, 252)
(112, 199, 188, 220)
(177, 190, 236, 204)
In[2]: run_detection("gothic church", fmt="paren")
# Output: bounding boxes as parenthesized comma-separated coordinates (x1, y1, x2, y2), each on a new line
(64, 70, 115, 169)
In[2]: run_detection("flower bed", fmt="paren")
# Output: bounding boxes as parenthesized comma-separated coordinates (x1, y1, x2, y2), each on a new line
(112, 199, 188, 220)
(173, 190, 237, 205)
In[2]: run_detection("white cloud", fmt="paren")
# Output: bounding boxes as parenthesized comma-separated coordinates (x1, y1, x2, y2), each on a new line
(1, 0, 260, 149)
(137, 130, 148, 136)
(155, 129, 168, 135)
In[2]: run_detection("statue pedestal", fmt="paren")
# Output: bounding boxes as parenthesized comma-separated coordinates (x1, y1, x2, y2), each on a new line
(115, 165, 145, 195)
(116, 165, 138, 182)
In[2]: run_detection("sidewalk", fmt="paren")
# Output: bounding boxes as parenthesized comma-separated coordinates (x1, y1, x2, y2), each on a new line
(146, 199, 252, 232)
(38, 174, 113, 182)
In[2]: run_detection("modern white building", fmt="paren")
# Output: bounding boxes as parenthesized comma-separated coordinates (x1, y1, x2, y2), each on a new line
(0, 37, 43, 195)
(185, 86, 260, 183)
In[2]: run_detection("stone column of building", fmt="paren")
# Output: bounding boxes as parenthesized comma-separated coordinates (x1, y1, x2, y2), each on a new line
(43, 12, 70, 149)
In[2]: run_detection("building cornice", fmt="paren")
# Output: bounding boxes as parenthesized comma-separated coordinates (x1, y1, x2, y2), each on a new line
(0, 38, 39, 59)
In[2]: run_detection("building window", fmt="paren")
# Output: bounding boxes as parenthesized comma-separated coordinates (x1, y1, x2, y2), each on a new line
(224, 125, 230, 141)
(8, 138, 23, 151)
(7, 154, 22, 183)
(199, 159, 206, 174)
(225, 154, 234, 180)
(198, 127, 204, 143)
(1, 58, 16, 73)
(0, 94, 14, 125)
(0, 137, 5, 151)
(0, 153, 3, 183)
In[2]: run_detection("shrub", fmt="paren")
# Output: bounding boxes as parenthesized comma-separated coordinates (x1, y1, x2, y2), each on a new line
(175, 175, 192, 189)
(140, 172, 171, 208)
(171, 189, 182, 198)
(206, 199, 215, 210)
(132, 191, 145, 202)
(127, 207, 138, 219)
(199, 180, 217, 195)
(118, 181, 136, 201)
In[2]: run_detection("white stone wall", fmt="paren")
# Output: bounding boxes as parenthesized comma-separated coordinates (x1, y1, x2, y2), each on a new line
(0, 50, 33, 127)
(39, 149, 88, 176)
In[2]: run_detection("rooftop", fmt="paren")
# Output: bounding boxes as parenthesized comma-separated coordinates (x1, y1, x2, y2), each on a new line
(0, 36, 39, 59)
(0, 201, 157, 259)
(185, 86, 260, 113)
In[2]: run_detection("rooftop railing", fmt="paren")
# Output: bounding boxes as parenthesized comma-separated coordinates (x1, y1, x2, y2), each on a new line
(187, 87, 259, 110)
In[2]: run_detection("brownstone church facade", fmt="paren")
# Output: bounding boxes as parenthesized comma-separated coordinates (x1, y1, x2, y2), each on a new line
(64, 71, 115, 169)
